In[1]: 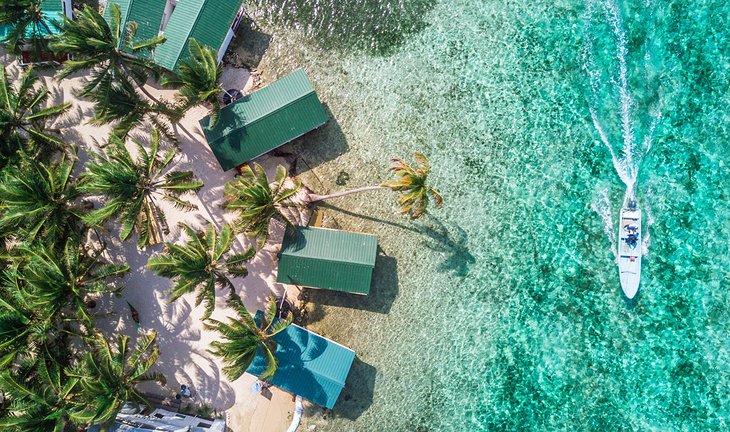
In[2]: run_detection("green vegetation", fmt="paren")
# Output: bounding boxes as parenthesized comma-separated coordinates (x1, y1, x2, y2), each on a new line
(381, 152, 443, 219)
(147, 224, 255, 319)
(161, 38, 223, 126)
(206, 295, 292, 381)
(0, 65, 70, 167)
(224, 163, 301, 247)
(80, 129, 203, 248)
(0, 2, 444, 427)
(0, 0, 56, 61)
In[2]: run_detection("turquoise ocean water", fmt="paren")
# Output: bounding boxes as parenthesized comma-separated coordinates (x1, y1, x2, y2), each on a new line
(243, 0, 729, 430)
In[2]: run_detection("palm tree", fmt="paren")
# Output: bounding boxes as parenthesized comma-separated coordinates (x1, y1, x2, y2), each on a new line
(0, 156, 84, 245)
(0, 0, 58, 61)
(51, 4, 165, 99)
(161, 38, 222, 125)
(68, 331, 165, 427)
(17, 238, 129, 327)
(80, 129, 203, 248)
(380, 152, 443, 218)
(0, 64, 71, 167)
(0, 355, 89, 431)
(223, 154, 442, 246)
(147, 224, 255, 320)
(206, 294, 291, 381)
(0, 267, 58, 368)
(89, 76, 183, 142)
(308, 152, 443, 219)
(223, 163, 302, 247)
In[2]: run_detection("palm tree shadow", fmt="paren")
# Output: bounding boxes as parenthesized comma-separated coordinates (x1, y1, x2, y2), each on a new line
(318, 203, 475, 277)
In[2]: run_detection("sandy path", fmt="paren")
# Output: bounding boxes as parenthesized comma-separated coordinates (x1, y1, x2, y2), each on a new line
(3, 55, 299, 432)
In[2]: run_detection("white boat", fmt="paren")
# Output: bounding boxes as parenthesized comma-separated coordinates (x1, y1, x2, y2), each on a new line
(617, 200, 641, 298)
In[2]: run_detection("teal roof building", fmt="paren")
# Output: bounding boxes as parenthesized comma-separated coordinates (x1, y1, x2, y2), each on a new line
(277, 226, 378, 295)
(247, 316, 356, 409)
(0, 0, 72, 40)
(200, 69, 329, 171)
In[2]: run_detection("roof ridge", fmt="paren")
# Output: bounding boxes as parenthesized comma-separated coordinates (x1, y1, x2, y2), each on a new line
(167, 0, 208, 71)
(212, 70, 314, 129)
(280, 254, 376, 267)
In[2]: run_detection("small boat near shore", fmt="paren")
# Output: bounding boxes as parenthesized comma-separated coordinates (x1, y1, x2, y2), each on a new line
(618, 198, 641, 298)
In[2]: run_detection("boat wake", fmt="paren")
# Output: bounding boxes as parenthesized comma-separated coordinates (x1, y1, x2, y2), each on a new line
(583, 0, 661, 254)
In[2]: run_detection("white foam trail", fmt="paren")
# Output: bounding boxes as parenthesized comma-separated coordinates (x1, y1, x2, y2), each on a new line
(592, 187, 618, 259)
(584, 0, 663, 260)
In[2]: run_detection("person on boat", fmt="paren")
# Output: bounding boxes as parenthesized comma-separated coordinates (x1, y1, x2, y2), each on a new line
(626, 233, 638, 248)
(624, 224, 638, 234)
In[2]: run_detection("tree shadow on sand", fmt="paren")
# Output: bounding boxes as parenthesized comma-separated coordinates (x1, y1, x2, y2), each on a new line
(250, 0, 437, 55)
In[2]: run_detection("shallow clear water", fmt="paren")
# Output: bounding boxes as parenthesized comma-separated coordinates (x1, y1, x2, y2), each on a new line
(243, 0, 729, 429)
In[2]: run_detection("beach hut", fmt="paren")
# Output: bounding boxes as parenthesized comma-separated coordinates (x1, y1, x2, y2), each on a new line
(277, 226, 377, 295)
(102, 0, 167, 59)
(0, 0, 73, 65)
(199, 69, 329, 171)
(153, 0, 245, 71)
(247, 317, 356, 409)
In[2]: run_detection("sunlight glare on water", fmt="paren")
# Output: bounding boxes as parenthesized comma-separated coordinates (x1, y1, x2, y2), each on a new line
(244, 0, 730, 429)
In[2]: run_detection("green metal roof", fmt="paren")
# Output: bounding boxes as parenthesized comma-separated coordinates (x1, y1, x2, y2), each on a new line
(0, 0, 66, 39)
(154, 0, 243, 72)
(247, 315, 355, 409)
(277, 226, 378, 295)
(102, 0, 166, 59)
(199, 69, 329, 171)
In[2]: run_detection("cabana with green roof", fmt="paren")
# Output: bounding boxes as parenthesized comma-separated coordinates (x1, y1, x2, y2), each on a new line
(154, 0, 245, 71)
(199, 68, 329, 171)
(102, 0, 166, 59)
(277, 226, 378, 295)
(247, 316, 356, 409)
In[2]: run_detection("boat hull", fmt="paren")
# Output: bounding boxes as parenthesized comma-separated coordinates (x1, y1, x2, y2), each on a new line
(618, 207, 641, 298)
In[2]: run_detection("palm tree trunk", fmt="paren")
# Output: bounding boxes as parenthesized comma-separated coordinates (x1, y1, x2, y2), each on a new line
(308, 185, 387, 203)
(119, 61, 161, 103)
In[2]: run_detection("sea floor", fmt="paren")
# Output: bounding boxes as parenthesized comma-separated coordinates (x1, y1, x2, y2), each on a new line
(236, 0, 730, 430)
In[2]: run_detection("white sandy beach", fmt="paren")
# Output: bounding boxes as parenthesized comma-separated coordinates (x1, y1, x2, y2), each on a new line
(4, 52, 307, 432)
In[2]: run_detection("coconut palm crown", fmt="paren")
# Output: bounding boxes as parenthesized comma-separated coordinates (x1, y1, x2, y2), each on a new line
(206, 294, 292, 382)
(51, 4, 165, 98)
(80, 129, 203, 248)
(381, 152, 443, 219)
(0, 0, 59, 60)
(0, 355, 90, 431)
(147, 224, 255, 320)
(67, 331, 165, 427)
(223, 163, 302, 247)
(0, 156, 84, 245)
(16, 237, 129, 327)
(0, 64, 70, 166)
(161, 38, 222, 126)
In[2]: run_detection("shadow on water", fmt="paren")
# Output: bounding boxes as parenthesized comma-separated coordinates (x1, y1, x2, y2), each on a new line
(272, 104, 349, 174)
(249, 0, 436, 55)
(229, 18, 272, 69)
(305, 253, 398, 315)
(332, 357, 376, 420)
(319, 203, 476, 277)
